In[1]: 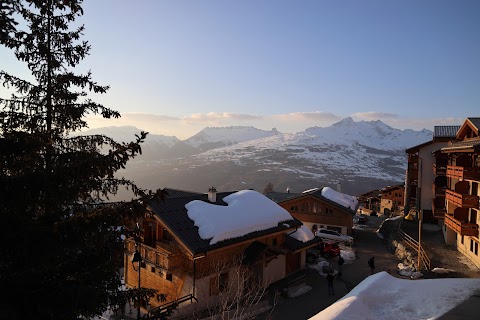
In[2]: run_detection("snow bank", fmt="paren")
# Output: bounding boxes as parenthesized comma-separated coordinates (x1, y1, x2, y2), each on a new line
(185, 190, 293, 245)
(340, 249, 356, 263)
(321, 187, 358, 211)
(432, 267, 453, 274)
(289, 225, 315, 243)
(310, 272, 480, 320)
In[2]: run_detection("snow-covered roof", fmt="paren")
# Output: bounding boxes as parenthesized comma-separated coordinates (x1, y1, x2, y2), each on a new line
(185, 190, 294, 245)
(321, 187, 358, 211)
(288, 225, 315, 243)
(310, 271, 480, 320)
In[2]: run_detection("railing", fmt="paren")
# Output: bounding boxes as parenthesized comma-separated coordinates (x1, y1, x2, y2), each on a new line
(397, 229, 431, 271)
(446, 165, 480, 181)
(431, 198, 446, 219)
(445, 189, 480, 209)
(125, 239, 182, 271)
(444, 214, 479, 237)
(433, 164, 447, 175)
(148, 294, 196, 319)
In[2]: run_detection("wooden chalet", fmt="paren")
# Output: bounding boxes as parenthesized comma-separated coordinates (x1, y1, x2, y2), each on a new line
(269, 187, 357, 236)
(124, 188, 320, 317)
(404, 125, 459, 220)
(357, 189, 381, 215)
(437, 118, 480, 268)
(379, 185, 405, 215)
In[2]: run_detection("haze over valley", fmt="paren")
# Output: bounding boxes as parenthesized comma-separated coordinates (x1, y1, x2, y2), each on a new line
(86, 117, 432, 199)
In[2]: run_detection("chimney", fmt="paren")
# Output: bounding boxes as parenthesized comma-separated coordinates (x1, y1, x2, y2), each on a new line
(337, 182, 342, 193)
(208, 186, 217, 203)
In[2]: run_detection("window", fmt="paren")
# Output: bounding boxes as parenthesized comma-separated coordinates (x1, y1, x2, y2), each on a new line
(475, 242, 479, 256)
(219, 273, 229, 292)
(166, 273, 173, 281)
(461, 235, 464, 245)
(210, 273, 228, 296)
(470, 210, 477, 224)
(470, 240, 474, 253)
(151, 266, 156, 273)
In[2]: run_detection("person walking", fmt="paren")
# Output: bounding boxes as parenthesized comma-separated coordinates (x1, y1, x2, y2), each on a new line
(327, 272, 335, 296)
(337, 255, 345, 277)
(368, 257, 375, 275)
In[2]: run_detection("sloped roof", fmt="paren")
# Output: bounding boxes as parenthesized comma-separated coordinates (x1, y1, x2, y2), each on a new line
(275, 187, 357, 214)
(265, 192, 299, 202)
(467, 118, 480, 131)
(284, 234, 322, 253)
(162, 188, 203, 198)
(381, 185, 404, 193)
(147, 190, 301, 256)
(440, 138, 480, 152)
(434, 125, 460, 138)
(406, 125, 460, 153)
(456, 117, 480, 140)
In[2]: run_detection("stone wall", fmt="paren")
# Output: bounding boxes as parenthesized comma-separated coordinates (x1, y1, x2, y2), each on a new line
(378, 217, 418, 270)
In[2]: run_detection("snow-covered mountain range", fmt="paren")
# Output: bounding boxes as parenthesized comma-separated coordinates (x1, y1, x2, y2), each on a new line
(83, 118, 432, 198)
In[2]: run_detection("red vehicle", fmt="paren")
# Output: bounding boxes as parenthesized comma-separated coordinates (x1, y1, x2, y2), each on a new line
(306, 242, 341, 262)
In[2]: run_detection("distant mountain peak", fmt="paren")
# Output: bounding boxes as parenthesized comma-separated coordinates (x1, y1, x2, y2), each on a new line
(184, 126, 279, 150)
(333, 117, 355, 126)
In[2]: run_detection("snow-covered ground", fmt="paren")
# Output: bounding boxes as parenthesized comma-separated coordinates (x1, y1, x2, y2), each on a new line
(310, 271, 480, 320)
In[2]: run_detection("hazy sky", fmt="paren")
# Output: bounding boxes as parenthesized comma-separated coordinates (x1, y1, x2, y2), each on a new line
(1, 0, 479, 139)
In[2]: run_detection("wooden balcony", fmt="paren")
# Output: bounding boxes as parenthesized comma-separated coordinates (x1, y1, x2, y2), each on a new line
(445, 214, 479, 237)
(432, 208, 446, 219)
(432, 199, 446, 219)
(125, 238, 183, 271)
(433, 164, 447, 176)
(446, 165, 480, 181)
(445, 189, 480, 209)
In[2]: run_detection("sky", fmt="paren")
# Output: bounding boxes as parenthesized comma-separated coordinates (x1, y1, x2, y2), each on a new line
(1, 0, 479, 139)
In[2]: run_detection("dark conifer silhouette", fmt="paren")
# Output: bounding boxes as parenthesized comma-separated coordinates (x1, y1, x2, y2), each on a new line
(0, 1, 171, 319)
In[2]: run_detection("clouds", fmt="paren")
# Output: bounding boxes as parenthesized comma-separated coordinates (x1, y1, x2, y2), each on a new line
(85, 110, 463, 139)
(352, 112, 465, 131)
(186, 112, 263, 123)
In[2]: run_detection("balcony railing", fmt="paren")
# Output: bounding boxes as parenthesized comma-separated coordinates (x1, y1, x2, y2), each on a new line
(446, 165, 480, 181)
(445, 214, 479, 237)
(445, 189, 480, 209)
(432, 201, 446, 220)
(433, 164, 447, 176)
(125, 238, 183, 271)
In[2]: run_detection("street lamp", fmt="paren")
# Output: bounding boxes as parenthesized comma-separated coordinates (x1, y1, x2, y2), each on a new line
(131, 223, 142, 320)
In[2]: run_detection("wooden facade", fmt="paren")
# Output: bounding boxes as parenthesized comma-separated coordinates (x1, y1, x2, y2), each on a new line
(357, 189, 381, 216)
(405, 125, 460, 221)
(123, 188, 317, 317)
(380, 185, 405, 215)
(275, 188, 356, 236)
(438, 118, 480, 269)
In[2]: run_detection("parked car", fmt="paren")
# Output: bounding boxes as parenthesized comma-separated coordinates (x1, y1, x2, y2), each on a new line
(353, 215, 367, 224)
(306, 242, 341, 262)
(316, 228, 353, 244)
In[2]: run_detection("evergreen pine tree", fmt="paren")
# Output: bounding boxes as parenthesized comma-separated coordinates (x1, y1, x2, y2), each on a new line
(0, 1, 167, 318)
